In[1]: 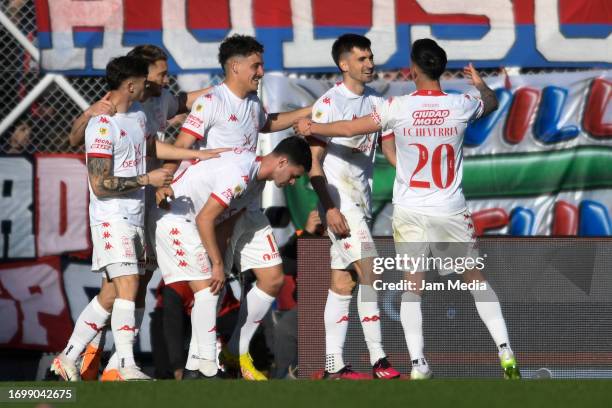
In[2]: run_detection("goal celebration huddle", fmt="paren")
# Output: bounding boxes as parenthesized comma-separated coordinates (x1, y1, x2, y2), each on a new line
(50, 33, 519, 382)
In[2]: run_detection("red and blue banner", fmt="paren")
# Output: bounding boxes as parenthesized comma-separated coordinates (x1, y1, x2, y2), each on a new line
(35, 0, 612, 75)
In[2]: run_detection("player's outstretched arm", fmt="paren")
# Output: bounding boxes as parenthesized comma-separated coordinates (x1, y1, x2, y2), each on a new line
(260, 106, 312, 133)
(196, 198, 227, 295)
(308, 141, 350, 237)
(154, 141, 230, 161)
(87, 157, 172, 198)
(68, 93, 116, 147)
(294, 115, 380, 138)
(464, 63, 498, 117)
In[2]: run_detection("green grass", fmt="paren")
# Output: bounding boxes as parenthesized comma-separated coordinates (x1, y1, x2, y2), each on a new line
(2, 380, 612, 408)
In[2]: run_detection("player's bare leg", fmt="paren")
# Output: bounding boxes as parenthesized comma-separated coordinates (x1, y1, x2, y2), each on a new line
(462, 268, 520, 379)
(352, 259, 400, 379)
(226, 264, 282, 381)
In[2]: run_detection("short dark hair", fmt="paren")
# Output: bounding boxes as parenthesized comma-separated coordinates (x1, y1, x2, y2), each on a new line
(410, 38, 447, 80)
(218, 34, 264, 72)
(105, 56, 149, 91)
(127, 44, 168, 66)
(331, 33, 371, 69)
(272, 136, 312, 173)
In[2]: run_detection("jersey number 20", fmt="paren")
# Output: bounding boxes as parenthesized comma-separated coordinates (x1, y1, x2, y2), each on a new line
(409, 143, 455, 189)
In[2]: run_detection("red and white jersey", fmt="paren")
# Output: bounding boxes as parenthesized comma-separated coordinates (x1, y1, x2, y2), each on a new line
(180, 83, 267, 157)
(85, 112, 148, 226)
(373, 90, 484, 216)
(312, 83, 389, 217)
(162, 151, 263, 223)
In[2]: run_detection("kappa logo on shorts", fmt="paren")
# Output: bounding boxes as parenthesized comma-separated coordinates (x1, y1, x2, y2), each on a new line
(336, 315, 349, 324)
(104, 242, 113, 250)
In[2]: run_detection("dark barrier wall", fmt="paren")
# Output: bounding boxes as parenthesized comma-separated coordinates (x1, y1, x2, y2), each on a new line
(298, 237, 612, 378)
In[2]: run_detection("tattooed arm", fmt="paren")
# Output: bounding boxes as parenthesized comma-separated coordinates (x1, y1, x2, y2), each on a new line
(87, 157, 172, 198)
(463, 63, 498, 117)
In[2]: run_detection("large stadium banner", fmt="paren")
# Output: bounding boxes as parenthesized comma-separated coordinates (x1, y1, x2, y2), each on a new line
(36, 0, 611, 74)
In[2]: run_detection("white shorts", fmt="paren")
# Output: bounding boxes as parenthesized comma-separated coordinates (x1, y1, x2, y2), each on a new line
(91, 221, 145, 273)
(328, 211, 378, 270)
(155, 217, 212, 284)
(392, 206, 478, 275)
(224, 211, 282, 274)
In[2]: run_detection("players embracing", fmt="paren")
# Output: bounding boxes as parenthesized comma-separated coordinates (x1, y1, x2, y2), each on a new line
(295, 38, 520, 380)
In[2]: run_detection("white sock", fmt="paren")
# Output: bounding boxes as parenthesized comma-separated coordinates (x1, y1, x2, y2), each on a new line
(229, 283, 275, 355)
(62, 296, 110, 362)
(324, 289, 352, 373)
(191, 288, 219, 372)
(400, 291, 425, 363)
(357, 285, 386, 365)
(89, 326, 106, 349)
(111, 298, 136, 369)
(471, 282, 510, 350)
(105, 307, 146, 369)
(185, 335, 199, 371)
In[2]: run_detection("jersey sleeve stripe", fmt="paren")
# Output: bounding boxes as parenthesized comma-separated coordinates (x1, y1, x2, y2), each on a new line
(179, 127, 204, 140)
(87, 153, 113, 159)
(210, 193, 229, 208)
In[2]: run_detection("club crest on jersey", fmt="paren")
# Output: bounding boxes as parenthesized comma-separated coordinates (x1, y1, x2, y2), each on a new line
(234, 184, 244, 196)
(195, 104, 203, 112)
(314, 110, 324, 119)
(99, 127, 108, 136)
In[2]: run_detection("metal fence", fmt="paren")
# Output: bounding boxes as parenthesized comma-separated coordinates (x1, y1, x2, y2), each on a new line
(0, 0, 595, 155)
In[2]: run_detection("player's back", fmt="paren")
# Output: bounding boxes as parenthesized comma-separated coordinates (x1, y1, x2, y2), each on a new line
(165, 150, 258, 221)
(376, 90, 483, 216)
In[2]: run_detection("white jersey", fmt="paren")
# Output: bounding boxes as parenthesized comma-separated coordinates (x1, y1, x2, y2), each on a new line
(85, 112, 148, 226)
(180, 83, 268, 157)
(373, 90, 484, 216)
(311, 83, 388, 218)
(162, 151, 264, 223)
